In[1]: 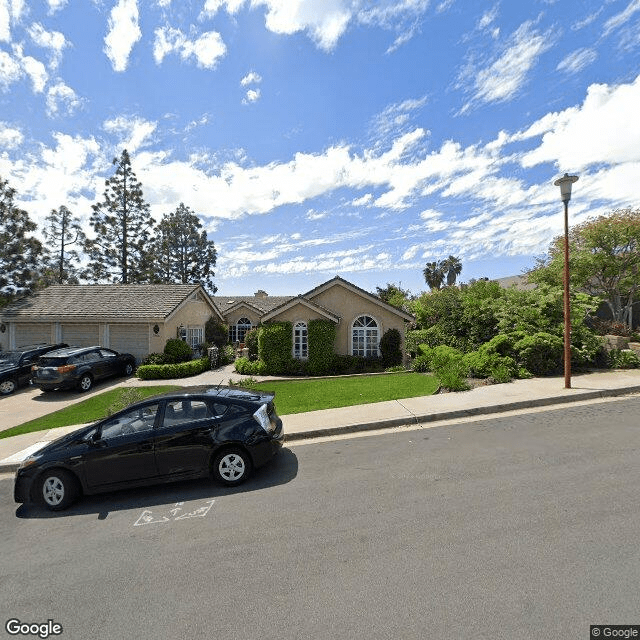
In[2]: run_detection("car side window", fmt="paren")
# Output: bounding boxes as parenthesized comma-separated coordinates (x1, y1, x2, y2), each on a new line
(100, 350, 116, 358)
(82, 352, 101, 363)
(100, 404, 159, 439)
(209, 402, 228, 418)
(162, 400, 210, 427)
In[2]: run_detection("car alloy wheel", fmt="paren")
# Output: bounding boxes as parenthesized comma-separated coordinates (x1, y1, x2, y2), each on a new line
(124, 363, 134, 376)
(39, 470, 78, 511)
(0, 379, 16, 395)
(214, 448, 252, 486)
(78, 374, 93, 392)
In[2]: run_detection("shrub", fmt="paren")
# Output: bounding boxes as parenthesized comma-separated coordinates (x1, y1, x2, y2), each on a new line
(163, 338, 193, 364)
(259, 322, 293, 374)
(489, 364, 513, 384)
(137, 357, 210, 380)
(513, 332, 563, 376)
(205, 318, 229, 348)
(463, 350, 517, 379)
(218, 344, 235, 366)
(379, 328, 403, 367)
(307, 319, 337, 375)
(244, 328, 259, 361)
(405, 329, 431, 356)
(142, 352, 167, 365)
(411, 355, 431, 372)
(608, 349, 640, 369)
(234, 357, 268, 375)
(437, 360, 470, 391)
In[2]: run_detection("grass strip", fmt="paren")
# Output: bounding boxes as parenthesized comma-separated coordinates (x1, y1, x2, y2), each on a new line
(1, 386, 179, 439)
(249, 373, 439, 415)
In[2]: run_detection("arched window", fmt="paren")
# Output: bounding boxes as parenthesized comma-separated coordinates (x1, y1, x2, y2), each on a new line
(229, 317, 253, 343)
(293, 321, 308, 360)
(352, 315, 379, 357)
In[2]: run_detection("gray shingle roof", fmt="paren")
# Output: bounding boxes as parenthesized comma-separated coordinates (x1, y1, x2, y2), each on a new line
(1, 284, 205, 320)
(212, 295, 293, 315)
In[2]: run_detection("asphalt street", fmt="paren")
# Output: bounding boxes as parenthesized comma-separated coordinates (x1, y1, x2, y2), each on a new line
(1, 397, 639, 640)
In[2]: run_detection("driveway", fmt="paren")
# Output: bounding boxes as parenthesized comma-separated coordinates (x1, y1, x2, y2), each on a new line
(0, 364, 242, 433)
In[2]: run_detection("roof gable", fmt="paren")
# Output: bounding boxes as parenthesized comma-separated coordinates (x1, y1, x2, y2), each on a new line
(303, 276, 414, 321)
(261, 296, 340, 323)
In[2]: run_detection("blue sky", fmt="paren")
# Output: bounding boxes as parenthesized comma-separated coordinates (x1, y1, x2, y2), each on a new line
(1, 0, 639, 296)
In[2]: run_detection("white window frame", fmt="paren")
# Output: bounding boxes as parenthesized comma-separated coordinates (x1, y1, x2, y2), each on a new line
(351, 315, 380, 357)
(187, 327, 204, 350)
(229, 317, 253, 344)
(293, 321, 308, 360)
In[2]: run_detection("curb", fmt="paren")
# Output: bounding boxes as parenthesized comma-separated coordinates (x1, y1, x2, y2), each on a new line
(2, 384, 640, 473)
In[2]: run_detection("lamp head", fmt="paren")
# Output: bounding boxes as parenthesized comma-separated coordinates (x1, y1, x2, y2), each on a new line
(554, 173, 579, 203)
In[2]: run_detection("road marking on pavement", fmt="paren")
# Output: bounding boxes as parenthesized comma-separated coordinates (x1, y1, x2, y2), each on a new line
(133, 499, 215, 526)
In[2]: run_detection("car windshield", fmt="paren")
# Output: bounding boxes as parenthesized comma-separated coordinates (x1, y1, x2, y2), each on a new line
(0, 352, 22, 364)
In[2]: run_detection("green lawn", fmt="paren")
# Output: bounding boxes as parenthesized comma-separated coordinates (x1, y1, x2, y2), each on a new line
(250, 373, 439, 415)
(1, 386, 179, 440)
(2, 374, 439, 439)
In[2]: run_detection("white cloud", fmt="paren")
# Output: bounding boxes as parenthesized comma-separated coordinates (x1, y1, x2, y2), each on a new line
(242, 88, 260, 104)
(0, 121, 23, 148)
(153, 26, 226, 68)
(0, 1, 10, 42)
(603, 0, 640, 35)
(460, 21, 555, 111)
(28, 23, 69, 69)
(240, 70, 261, 86)
(0, 49, 22, 89)
(46, 0, 68, 14)
(19, 51, 48, 93)
(556, 47, 597, 74)
(522, 74, 640, 170)
(103, 116, 157, 152)
(104, 0, 142, 72)
(46, 80, 82, 117)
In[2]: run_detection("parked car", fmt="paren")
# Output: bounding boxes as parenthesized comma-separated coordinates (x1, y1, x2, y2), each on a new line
(0, 343, 68, 395)
(14, 386, 284, 510)
(31, 346, 136, 392)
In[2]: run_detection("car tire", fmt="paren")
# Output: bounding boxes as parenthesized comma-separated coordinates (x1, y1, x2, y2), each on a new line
(213, 448, 252, 486)
(0, 378, 17, 395)
(78, 374, 93, 392)
(38, 469, 79, 511)
(123, 362, 134, 376)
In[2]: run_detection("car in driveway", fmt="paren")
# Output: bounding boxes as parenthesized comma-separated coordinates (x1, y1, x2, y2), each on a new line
(14, 386, 284, 510)
(31, 345, 136, 392)
(0, 343, 68, 395)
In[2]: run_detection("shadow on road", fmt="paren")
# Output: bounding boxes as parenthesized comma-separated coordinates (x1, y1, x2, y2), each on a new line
(15, 447, 298, 520)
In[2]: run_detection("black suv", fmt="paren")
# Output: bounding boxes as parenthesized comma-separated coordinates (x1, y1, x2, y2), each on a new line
(0, 344, 68, 395)
(32, 346, 136, 393)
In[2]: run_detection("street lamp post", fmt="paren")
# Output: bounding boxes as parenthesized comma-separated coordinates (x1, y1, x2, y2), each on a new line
(554, 173, 579, 389)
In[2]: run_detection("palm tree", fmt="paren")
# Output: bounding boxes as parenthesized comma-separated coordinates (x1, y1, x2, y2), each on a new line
(442, 255, 462, 286)
(423, 261, 445, 291)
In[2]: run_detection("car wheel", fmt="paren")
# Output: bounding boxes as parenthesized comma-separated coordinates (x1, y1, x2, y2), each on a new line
(0, 379, 16, 395)
(123, 362, 134, 376)
(78, 374, 93, 392)
(213, 448, 252, 486)
(39, 469, 79, 511)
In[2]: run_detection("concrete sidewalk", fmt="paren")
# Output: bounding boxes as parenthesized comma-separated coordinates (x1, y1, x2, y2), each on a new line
(1, 369, 640, 473)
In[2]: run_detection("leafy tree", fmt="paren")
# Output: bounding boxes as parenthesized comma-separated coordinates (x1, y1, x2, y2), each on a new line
(0, 177, 45, 304)
(441, 255, 462, 286)
(85, 149, 154, 283)
(151, 203, 217, 292)
(375, 283, 412, 310)
(528, 208, 640, 328)
(42, 205, 86, 284)
(423, 260, 445, 291)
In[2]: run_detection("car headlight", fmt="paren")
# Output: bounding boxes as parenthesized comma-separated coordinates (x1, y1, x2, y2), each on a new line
(18, 455, 43, 471)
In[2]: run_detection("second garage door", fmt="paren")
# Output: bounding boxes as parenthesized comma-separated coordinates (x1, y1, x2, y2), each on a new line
(61, 324, 100, 347)
(109, 324, 149, 364)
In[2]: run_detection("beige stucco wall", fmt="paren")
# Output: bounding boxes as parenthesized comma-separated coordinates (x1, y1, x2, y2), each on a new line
(309, 286, 408, 355)
(161, 298, 215, 347)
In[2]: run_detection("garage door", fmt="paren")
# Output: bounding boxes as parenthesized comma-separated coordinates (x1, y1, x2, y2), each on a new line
(61, 324, 100, 347)
(109, 324, 149, 364)
(15, 323, 53, 347)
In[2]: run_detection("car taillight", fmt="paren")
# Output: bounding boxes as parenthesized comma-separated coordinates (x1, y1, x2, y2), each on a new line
(31, 365, 38, 372)
(57, 364, 76, 373)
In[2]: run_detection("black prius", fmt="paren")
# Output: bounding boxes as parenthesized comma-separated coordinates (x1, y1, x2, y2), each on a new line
(14, 386, 284, 511)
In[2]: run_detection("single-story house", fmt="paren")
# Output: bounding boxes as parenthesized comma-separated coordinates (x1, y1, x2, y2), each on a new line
(0, 284, 223, 363)
(0, 276, 415, 363)
(213, 276, 415, 360)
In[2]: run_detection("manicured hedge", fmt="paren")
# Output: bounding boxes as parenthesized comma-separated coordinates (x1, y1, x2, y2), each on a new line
(137, 357, 210, 380)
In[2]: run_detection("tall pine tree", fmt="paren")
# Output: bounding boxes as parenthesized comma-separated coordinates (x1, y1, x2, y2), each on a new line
(85, 150, 154, 283)
(43, 205, 86, 284)
(151, 203, 217, 292)
(0, 177, 45, 304)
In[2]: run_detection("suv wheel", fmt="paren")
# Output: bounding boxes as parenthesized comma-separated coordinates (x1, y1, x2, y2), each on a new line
(124, 362, 134, 376)
(78, 374, 93, 392)
(0, 379, 16, 395)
